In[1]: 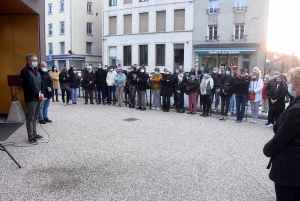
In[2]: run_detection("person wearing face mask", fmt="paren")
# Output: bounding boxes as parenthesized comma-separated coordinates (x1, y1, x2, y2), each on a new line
(38, 62, 53, 124)
(234, 68, 250, 123)
(174, 69, 187, 113)
(172, 67, 180, 109)
(151, 68, 162, 111)
(59, 68, 71, 106)
(263, 67, 300, 201)
(136, 66, 149, 110)
(69, 67, 81, 104)
(127, 67, 138, 108)
(161, 68, 174, 112)
(200, 70, 214, 117)
(266, 71, 281, 126)
(49, 65, 60, 102)
(266, 76, 288, 127)
(82, 66, 96, 104)
(106, 66, 117, 106)
(248, 71, 263, 123)
(186, 69, 200, 115)
(20, 54, 45, 144)
(219, 67, 234, 120)
(95, 63, 107, 105)
(261, 75, 270, 113)
(114, 69, 126, 107)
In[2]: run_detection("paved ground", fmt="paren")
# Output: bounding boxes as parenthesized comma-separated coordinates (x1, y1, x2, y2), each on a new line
(0, 98, 276, 201)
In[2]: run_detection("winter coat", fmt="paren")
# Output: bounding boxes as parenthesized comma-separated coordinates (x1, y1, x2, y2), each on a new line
(114, 73, 126, 87)
(59, 72, 70, 90)
(211, 73, 221, 88)
(174, 75, 187, 92)
(20, 65, 41, 103)
(200, 76, 214, 95)
(95, 69, 107, 85)
(106, 70, 117, 86)
(161, 74, 174, 97)
(151, 74, 162, 90)
(270, 83, 288, 110)
(262, 81, 269, 99)
(248, 78, 263, 102)
(263, 96, 300, 187)
(38, 69, 53, 99)
(266, 79, 276, 97)
(186, 77, 200, 93)
(82, 71, 96, 89)
(49, 70, 60, 89)
(136, 72, 149, 91)
(219, 75, 234, 97)
(127, 71, 138, 86)
(70, 72, 81, 88)
(234, 74, 250, 95)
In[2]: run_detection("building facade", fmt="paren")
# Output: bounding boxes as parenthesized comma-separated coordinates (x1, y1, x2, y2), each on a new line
(193, 0, 269, 73)
(103, 0, 194, 73)
(46, 0, 102, 70)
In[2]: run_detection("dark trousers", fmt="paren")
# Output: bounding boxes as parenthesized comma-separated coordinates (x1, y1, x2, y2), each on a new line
(85, 88, 94, 103)
(236, 94, 248, 121)
(203, 95, 211, 113)
(61, 90, 70, 103)
(173, 89, 178, 107)
(275, 183, 300, 201)
(107, 86, 116, 104)
(268, 98, 274, 123)
(162, 95, 170, 111)
(274, 108, 285, 122)
(96, 84, 106, 103)
(51, 89, 58, 96)
(221, 95, 231, 116)
(25, 101, 41, 140)
(176, 91, 185, 109)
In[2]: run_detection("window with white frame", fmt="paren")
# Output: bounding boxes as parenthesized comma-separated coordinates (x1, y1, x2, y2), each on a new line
(234, 24, 245, 40)
(86, 42, 93, 54)
(60, 0, 64, 12)
(60, 42, 65, 54)
(208, 0, 219, 14)
(48, 3, 52, 14)
(48, 43, 53, 55)
(109, 0, 117, 6)
(60, 22, 65, 34)
(234, 0, 246, 12)
(87, 23, 93, 35)
(48, 24, 53, 36)
(207, 25, 218, 41)
(87, 2, 92, 13)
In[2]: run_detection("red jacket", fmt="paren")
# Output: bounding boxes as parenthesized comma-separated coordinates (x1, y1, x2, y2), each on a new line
(262, 81, 269, 99)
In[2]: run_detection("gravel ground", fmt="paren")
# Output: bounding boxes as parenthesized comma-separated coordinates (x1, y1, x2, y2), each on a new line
(0, 98, 276, 201)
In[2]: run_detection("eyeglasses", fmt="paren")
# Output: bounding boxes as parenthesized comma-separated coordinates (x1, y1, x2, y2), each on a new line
(30, 60, 38, 62)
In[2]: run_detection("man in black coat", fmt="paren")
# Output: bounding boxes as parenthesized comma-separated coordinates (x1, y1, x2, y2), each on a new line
(95, 63, 107, 105)
(20, 54, 45, 144)
(127, 67, 139, 108)
(83, 66, 96, 104)
(136, 66, 149, 110)
(174, 69, 187, 113)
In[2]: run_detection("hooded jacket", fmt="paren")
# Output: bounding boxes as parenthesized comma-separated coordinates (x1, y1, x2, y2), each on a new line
(234, 74, 250, 95)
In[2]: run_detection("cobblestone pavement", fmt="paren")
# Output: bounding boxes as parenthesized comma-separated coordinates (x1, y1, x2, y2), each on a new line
(0, 98, 276, 201)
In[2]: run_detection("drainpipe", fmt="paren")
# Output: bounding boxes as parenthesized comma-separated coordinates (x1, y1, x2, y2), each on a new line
(70, 0, 73, 65)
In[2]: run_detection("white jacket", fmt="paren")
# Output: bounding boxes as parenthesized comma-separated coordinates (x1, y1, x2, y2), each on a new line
(200, 76, 214, 95)
(249, 78, 263, 102)
(106, 70, 117, 86)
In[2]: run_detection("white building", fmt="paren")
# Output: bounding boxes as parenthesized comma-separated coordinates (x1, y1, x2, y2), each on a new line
(103, 0, 194, 73)
(45, 0, 102, 70)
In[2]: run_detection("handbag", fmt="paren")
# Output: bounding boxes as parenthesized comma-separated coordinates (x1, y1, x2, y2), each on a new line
(146, 78, 152, 89)
(248, 81, 258, 101)
(60, 82, 70, 91)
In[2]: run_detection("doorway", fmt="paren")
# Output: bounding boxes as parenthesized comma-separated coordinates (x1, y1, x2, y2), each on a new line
(174, 44, 184, 71)
(110, 57, 116, 66)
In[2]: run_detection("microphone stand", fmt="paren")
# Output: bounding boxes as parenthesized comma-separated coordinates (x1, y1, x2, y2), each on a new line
(0, 143, 21, 168)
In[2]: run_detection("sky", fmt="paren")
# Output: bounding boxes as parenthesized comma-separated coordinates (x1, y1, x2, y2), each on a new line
(268, 0, 300, 57)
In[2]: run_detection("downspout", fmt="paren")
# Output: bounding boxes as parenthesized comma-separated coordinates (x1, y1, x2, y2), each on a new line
(70, 0, 73, 65)
(102, 1, 104, 64)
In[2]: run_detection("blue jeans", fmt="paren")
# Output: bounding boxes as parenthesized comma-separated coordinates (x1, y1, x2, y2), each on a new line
(107, 85, 116, 104)
(97, 84, 106, 103)
(39, 98, 51, 120)
(176, 91, 185, 109)
(211, 87, 220, 109)
(229, 94, 236, 111)
(70, 88, 78, 103)
(235, 94, 248, 121)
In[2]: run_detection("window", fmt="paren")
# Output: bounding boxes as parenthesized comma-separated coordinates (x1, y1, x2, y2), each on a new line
(48, 43, 53, 55)
(48, 24, 53, 36)
(60, 42, 65, 54)
(60, 22, 65, 34)
(156, 44, 165, 66)
(87, 2, 92, 13)
(156, 11, 166, 32)
(87, 23, 93, 35)
(139, 45, 148, 66)
(140, 0, 149, 1)
(124, 0, 132, 4)
(60, 0, 64, 12)
(86, 42, 93, 54)
(139, 13, 149, 33)
(109, 16, 117, 35)
(124, 15, 132, 34)
(109, 0, 117, 6)
(234, 0, 247, 12)
(208, 0, 219, 14)
(48, 3, 52, 14)
(123, 46, 132, 66)
(207, 25, 218, 41)
(174, 9, 185, 31)
(234, 24, 245, 40)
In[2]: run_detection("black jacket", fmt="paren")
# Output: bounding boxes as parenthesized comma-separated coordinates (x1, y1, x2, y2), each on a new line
(95, 69, 107, 85)
(83, 71, 96, 89)
(219, 75, 234, 97)
(20, 65, 41, 103)
(263, 96, 300, 187)
(266, 79, 276, 97)
(211, 73, 221, 88)
(174, 75, 187, 92)
(70, 72, 81, 88)
(270, 84, 288, 110)
(127, 71, 139, 86)
(186, 77, 200, 93)
(234, 74, 250, 95)
(136, 72, 149, 91)
(59, 72, 70, 84)
(161, 74, 174, 97)
(38, 69, 53, 99)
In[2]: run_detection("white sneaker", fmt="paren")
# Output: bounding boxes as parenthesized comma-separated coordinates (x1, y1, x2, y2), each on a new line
(253, 120, 258, 124)
(250, 119, 254, 123)
(267, 123, 274, 128)
(152, 107, 156, 110)
(63, 102, 66, 106)
(227, 112, 231, 116)
(156, 107, 160, 111)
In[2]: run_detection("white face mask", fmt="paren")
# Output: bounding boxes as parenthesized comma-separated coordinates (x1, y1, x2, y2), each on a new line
(140, 70, 145, 73)
(42, 68, 48, 72)
(288, 84, 298, 98)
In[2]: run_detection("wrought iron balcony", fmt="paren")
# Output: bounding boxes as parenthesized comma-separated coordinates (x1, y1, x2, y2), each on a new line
(231, 35, 247, 41)
(205, 36, 219, 42)
(233, 6, 247, 12)
(206, 8, 220, 14)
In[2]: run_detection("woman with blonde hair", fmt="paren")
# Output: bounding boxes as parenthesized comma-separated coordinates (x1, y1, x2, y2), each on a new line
(263, 67, 300, 201)
(49, 65, 60, 102)
(248, 71, 263, 123)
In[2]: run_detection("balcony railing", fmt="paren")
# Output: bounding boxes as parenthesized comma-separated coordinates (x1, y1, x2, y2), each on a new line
(232, 35, 247, 41)
(206, 8, 220, 14)
(233, 6, 247, 12)
(205, 36, 219, 42)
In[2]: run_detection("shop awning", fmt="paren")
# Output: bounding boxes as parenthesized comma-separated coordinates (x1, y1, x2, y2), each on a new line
(195, 48, 257, 55)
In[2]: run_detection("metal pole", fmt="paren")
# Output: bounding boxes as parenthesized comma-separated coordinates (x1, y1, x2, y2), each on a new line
(0, 143, 21, 168)
(149, 89, 152, 109)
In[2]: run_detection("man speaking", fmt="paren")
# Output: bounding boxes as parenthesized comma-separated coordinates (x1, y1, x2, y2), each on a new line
(20, 54, 45, 144)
